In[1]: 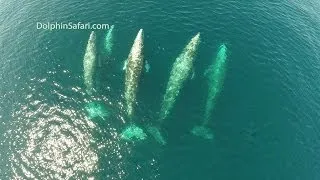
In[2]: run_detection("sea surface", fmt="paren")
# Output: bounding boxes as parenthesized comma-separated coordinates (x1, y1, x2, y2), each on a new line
(1, 0, 320, 179)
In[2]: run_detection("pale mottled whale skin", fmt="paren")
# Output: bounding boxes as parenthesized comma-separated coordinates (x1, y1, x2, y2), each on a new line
(159, 33, 201, 121)
(147, 33, 200, 145)
(125, 29, 144, 118)
(83, 31, 96, 95)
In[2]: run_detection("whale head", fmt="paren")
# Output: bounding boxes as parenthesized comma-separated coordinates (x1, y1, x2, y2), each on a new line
(219, 43, 227, 52)
(193, 32, 200, 41)
(136, 29, 144, 40)
(193, 32, 200, 43)
(185, 32, 200, 57)
(89, 31, 96, 41)
(130, 29, 144, 58)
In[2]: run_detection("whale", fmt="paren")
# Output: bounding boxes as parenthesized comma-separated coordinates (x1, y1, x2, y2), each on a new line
(124, 29, 144, 118)
(83, 31, 96, 95)
(104, 25, 114, 56)
(83, 31, 110, 120)
(159, 33, 201, 121)
(147, 33, 201, 145)
(97, 25, 115, 67)
(191, 44, 228, 139)
(121, 29, 147, 141)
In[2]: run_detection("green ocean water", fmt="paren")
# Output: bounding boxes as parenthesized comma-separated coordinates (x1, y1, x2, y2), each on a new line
(1, 0, 320, 179)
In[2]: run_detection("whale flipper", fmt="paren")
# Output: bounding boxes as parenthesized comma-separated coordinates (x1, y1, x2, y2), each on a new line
(121, 124, 147, 141)
(122, 60, 128, 70)
(145, 60, 150, 73)
(191, 69, 195, 80)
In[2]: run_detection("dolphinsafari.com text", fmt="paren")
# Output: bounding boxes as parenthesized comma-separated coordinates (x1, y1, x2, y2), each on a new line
(37, 22, 110, 30)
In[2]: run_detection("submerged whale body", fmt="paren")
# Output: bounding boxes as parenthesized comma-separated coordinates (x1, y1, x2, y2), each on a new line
(104, 25, 114, 56)
(192, 44, 228, 139)
(204, 44, 227, 123)
(83, 31, 96, 95)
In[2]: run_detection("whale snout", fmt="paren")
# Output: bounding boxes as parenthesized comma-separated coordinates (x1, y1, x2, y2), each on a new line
(190, 32, 201, 46)
(137, 29, 144, 38)
(195, 32, 200, 39)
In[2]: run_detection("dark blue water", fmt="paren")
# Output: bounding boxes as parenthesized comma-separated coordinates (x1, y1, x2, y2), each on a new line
(1, 0, 320, 179)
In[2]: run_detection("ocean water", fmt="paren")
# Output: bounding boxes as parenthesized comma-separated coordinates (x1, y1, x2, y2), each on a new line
(1, 0, 320, 179)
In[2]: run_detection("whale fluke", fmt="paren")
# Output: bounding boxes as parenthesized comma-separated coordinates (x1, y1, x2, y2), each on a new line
(85, 102, 110, 121)
(191, 125, 214, 139)
(121, 124, 147, 141)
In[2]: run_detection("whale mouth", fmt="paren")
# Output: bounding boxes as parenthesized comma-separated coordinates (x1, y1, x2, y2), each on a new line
(120, 124, 147, 141)
(191, 126, 214, 140)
